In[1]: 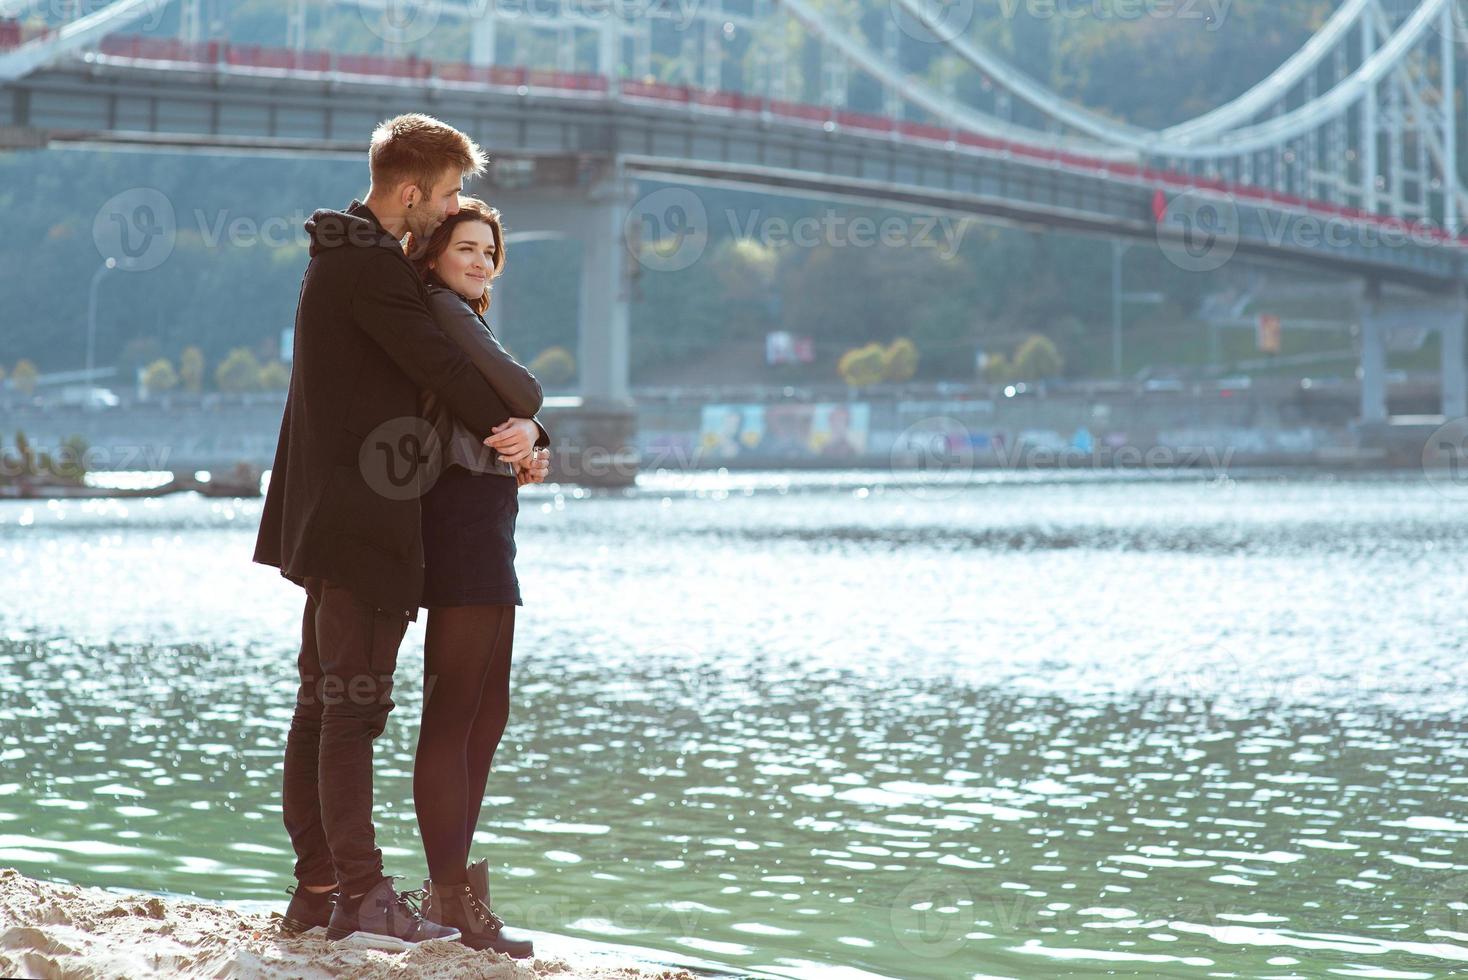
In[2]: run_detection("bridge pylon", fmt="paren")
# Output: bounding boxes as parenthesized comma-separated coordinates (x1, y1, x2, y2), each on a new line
(473, 156, 640, 487)
(1357, 278, 1468, 423)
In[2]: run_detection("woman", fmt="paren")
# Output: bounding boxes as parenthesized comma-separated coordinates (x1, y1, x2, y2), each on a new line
(399, 196, 546, 958)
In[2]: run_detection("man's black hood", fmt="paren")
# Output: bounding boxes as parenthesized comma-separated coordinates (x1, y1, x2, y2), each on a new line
(303, 199, 403, 257)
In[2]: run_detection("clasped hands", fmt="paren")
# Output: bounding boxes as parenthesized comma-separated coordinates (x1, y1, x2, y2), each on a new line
(483, 418, 549, 487)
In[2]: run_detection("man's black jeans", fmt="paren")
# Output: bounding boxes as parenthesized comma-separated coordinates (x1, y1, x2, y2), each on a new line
(282, 574, 408, 896)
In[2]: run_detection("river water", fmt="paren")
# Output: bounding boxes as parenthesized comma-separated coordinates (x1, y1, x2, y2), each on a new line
(0, 469, 1465, 978)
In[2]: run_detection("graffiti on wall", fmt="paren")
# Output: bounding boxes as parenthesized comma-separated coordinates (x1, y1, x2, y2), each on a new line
(698, 403, 871, 460)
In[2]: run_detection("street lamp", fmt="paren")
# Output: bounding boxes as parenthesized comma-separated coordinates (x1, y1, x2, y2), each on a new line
(1110, 241, 1164, 379)
(86, 256, 117, 382)
(1111, 240, 1132, 378)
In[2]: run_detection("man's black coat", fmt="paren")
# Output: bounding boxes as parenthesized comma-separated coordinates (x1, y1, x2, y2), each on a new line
(252, 200, 514, 621)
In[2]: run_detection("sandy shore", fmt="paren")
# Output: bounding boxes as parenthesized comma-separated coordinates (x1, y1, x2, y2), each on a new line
(0, 868, 720, 979)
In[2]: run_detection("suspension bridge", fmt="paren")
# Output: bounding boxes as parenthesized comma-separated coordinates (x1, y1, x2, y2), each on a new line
(3, 0, 1467, 439)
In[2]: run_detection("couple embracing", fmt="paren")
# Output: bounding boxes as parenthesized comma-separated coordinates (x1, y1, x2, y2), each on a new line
(252, 112, 548, 956)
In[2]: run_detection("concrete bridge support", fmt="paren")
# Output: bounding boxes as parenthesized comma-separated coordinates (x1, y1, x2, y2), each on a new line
(469, 158, 641, 486)
(1356, 280, 1468, 462)
(1358, 280, 1468, 421)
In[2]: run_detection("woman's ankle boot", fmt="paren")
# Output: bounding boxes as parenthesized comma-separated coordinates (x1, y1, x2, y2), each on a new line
(421, 879, 535, 958)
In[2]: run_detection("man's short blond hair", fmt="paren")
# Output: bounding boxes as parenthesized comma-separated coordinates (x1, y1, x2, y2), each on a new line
(368, 113, 488, 198)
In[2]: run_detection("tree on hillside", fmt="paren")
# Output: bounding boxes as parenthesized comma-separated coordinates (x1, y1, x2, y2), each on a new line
(838, 343, 886, 388)
(1013, 335, 1064, 380)
(179, 346, 205, 394)
(11, 360, 38, 396)
(216, 348, 263, 393)
(530, 346, 576, 386)
(142, 358, 178, 396)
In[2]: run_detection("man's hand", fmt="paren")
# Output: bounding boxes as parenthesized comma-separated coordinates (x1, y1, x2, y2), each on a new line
(483, 418, 539, 464)
(515, 448, 550, 487)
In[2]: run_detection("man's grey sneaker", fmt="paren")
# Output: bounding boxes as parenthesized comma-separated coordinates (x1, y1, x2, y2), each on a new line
(325, 876, 462, 951)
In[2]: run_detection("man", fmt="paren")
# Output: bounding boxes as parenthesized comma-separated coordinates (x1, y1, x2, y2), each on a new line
(254, 113, 548, 952)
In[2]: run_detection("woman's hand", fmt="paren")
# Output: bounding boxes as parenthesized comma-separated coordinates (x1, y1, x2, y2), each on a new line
(483, 418, 539, 464)
(515, 448, 550, 487)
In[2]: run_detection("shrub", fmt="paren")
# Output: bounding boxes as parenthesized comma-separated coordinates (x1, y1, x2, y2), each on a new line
(179, 346, 205, 393)
(142, 358, 178, 395)
(882, 338, 919, 383)
(530, 346, 576, 386)
(215, 348, 263, 393)
(838, 343, 886, 388)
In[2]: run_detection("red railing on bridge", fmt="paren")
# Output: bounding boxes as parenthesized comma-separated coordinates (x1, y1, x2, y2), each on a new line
(0, 17, 56, 51)
(31, 27, 1468, 246)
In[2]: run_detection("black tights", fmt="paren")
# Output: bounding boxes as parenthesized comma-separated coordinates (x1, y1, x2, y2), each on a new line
(413, 603, 516, 886)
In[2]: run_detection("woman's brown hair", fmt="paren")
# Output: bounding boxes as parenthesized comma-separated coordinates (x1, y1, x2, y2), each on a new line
(406, 196, 507, 316)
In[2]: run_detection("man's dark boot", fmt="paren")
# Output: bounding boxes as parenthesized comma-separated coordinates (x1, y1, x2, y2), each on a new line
(420, 876, 535, 958)
(325, 877, 462, 951)
(275, 882, 338, 936)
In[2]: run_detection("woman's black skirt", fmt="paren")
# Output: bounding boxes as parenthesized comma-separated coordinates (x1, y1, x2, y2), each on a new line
(419, 463, 522, 608)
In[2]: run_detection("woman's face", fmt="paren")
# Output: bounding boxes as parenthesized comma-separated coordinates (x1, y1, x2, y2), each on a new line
(429, 219, 498, 302)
